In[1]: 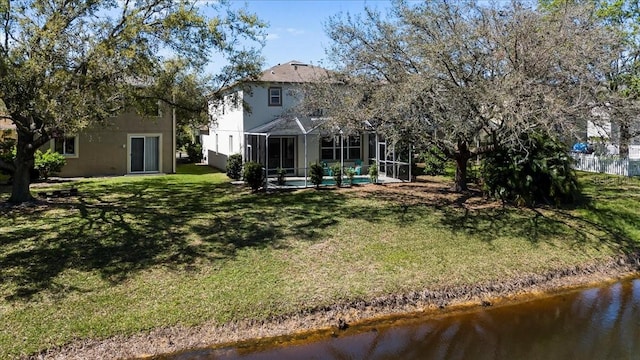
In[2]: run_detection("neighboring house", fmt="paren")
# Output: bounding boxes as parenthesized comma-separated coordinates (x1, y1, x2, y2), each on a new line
(587, 107, 640, 159)
(201, 60, 410, 179)
(42, 104, 176, 177)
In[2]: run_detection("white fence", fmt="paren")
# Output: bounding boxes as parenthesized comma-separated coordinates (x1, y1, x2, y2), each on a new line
(573, 154, 640, 177)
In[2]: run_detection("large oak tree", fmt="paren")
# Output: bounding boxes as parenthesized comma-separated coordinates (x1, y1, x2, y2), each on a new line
(309, 0, 618, 191)
(0, 0, 264, 203)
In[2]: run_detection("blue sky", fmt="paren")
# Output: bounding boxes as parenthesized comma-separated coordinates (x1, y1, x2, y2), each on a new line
(210, 0, 394, 72)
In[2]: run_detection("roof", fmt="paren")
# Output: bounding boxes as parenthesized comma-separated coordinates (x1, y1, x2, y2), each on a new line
(256, 61, 333, 83)
(245, 116, 325, 136)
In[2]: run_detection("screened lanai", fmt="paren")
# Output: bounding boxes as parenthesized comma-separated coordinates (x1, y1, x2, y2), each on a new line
(243, 116, 413, 185)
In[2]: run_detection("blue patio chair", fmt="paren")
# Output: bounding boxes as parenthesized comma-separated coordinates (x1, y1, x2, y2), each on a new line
(322, 162, 332, 176)
(354, 159, 362, 175)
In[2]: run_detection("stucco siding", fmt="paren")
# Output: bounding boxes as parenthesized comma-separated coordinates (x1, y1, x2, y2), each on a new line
(45, 109, 174, 177)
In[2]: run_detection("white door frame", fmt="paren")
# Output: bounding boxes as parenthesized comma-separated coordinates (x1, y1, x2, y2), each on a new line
(127, 133, 163, 174)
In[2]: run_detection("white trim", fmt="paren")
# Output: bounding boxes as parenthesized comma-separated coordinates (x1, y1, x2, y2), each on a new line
(127, 133, 163, 174)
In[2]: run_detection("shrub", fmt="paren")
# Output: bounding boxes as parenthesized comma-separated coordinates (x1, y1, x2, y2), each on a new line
(481, 132, 579, 206)
(331, 163, 343, 187)
(369, 162, 378, 183)
(185, 142, 203, 163)
(34, 149, 66, 180)
(243, 161, 265, 191)
(226, 154, 243, 180)
(418, 146, 447, 176)
(276, 168, 286, 185)
(345, 167, 356, 185)
(309, 163, 324, 188)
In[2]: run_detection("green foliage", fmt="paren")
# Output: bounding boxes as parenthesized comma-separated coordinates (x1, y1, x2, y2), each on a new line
(331, 163, 343, 187)
(309, 163, 324, 188)
(418, 146, 447, 176)
(345, 167, 356, 185)
(186, 142, 203, 163)
(226, 154, 243, 180)
(481, 133, 579, 206)
(243, 161, 265, 191)
(369, 162, 379, 184)
(0, 138, 16, 173)
(176, 126, 194, 150)
(34, 149, 66, 180)
(276, 168, 287, 186)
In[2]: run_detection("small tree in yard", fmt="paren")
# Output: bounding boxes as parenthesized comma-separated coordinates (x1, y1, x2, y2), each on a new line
(243, 161, 265, 192)
(226, 154, 243, 180)
(309, 163, 324, 189)
(369, 163, 378, 184)
(331, 163, 343, 187)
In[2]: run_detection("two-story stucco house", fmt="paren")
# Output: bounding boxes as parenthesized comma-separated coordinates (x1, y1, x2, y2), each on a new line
(201, 60, 412, 180)
(42, 104, 176, 177)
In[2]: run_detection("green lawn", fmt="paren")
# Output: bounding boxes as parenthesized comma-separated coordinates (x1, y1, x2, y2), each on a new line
(0, 167, 639, 358)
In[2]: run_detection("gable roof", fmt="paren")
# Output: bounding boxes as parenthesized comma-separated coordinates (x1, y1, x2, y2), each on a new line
(256, 60, 333, 83)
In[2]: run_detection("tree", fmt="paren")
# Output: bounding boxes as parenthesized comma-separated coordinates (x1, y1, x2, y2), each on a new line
(310, 0, 616, 191)
(0, 0, 265, 203)
(542, 0, 640, 158)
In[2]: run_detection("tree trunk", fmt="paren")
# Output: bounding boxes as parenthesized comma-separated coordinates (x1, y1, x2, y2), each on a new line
(8, 131, 37, 204)
(452, 140, 471, 192)
(619, 121, 630, 159)
(453, 156, 469, 192)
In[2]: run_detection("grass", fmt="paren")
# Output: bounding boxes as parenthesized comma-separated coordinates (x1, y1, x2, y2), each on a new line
(1, 167, 639, 358)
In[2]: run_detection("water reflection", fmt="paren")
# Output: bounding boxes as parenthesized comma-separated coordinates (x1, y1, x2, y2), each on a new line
(166, 278, 640, 360)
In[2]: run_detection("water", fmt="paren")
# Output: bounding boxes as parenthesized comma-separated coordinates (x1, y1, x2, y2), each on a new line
(164, 278, 640, 360)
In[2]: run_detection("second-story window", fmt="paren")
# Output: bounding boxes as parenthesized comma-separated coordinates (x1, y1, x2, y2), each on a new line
(268, 87, 282, 106)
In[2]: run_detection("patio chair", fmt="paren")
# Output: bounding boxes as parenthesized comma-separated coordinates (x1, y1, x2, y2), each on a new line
(354, 159, 362, 175)
(322, 162, 332, 176)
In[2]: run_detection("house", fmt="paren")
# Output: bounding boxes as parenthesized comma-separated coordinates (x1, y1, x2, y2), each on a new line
(587, 107, 640, 159)
(201, 60, 411, 180)
(42, 104, 176, 177)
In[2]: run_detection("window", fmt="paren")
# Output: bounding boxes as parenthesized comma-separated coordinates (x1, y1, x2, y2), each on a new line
(321, 135, 361, 161)
(54, 136, 78, 157)
(268, 87, 282, 106)
(229, 135, 233, 153)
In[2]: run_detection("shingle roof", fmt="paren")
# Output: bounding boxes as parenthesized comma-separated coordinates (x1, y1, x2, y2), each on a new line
(256, 60, 332, 83)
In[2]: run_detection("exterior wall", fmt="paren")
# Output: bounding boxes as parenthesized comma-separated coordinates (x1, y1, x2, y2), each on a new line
(44, 108, 174, 177)
(243, 83, 301, 131)
(202, 81, 374, 176)
(203, 90, 245, 169)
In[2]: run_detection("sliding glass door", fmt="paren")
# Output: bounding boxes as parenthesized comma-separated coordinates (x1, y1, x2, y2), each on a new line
(130, 135, 160, 173)
(267, 137, 295, 174)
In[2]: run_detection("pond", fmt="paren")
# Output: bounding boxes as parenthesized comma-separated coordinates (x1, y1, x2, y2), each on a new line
(162, 277, 640, 360)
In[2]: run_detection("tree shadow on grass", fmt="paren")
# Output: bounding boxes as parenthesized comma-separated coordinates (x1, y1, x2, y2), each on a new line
(352, 182, 640, 253)
(3, 176, 638, 301)
(0, 178, 357, 300)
